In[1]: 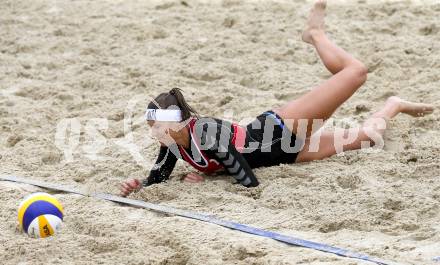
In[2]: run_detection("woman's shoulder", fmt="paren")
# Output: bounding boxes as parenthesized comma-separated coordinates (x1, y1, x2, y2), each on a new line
(192, 116, 233, 129)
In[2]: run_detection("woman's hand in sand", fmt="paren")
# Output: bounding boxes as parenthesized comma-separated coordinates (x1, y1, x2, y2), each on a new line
(181, 173, 205, 183)
(120, 178, 142, 197)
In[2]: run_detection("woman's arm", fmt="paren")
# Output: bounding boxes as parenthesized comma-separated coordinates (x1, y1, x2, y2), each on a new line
(212, 141, 259, 187)
(142, 144, 178, 186)
(120, 144, 178, 197)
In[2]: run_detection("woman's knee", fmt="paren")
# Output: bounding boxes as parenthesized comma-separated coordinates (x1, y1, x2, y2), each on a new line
(295, 133, 336, 162)
(348, 61, 368, 84)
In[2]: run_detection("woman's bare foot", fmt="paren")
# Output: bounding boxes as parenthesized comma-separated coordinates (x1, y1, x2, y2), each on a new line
(388, 96, 435, 117)
(302, 0, 327, 44)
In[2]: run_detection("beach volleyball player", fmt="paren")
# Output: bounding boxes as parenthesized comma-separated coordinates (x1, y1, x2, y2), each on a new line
(120, 0, 434, 196)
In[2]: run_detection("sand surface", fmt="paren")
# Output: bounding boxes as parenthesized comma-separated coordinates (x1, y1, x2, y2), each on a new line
(1, 0, 440, 264)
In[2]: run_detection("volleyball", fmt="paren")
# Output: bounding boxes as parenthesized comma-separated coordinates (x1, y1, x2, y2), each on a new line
(18, 192, 64, 238)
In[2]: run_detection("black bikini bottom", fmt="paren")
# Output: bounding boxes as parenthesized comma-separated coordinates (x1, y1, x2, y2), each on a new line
(241, 110, 302, 169)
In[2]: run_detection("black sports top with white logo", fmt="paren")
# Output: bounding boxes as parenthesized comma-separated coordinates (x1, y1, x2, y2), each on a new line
(143, 111, 300, 188)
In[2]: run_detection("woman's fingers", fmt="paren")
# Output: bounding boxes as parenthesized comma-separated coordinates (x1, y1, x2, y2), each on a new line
(120, 183, 130, 191)
(191, 173, 204, 181)
(183, 173, 204, 183)
(127, 179, 140, 189)
(184, 177, 200, 183)
(119, 179, 142, 197)
(185, 173, 197, 180)
(184, 173, 199, 181)
(120, 186, 129, 197)
(120, 185, 130, 197)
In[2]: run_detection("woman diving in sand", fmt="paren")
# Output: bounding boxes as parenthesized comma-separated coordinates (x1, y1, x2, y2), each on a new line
(120, 0, 434, 197)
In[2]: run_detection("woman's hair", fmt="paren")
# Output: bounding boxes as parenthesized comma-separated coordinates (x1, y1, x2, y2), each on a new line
(147, 87, 199, 120)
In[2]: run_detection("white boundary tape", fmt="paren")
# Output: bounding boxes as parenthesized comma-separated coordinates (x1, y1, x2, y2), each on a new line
(0, 175, 396, 265)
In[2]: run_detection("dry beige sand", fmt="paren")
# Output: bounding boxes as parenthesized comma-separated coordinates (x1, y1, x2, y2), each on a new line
(1, 0, 440, 264)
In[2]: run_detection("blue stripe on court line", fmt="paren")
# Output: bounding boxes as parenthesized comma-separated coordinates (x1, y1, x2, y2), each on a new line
(1, 175, 393, 265)
(23, 200, 63, 232)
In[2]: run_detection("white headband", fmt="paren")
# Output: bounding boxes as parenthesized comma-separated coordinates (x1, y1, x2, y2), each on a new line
(145, 109, 182, 122)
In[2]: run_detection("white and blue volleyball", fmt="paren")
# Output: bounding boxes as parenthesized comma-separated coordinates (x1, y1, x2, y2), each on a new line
(18, 192, 64, 238)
